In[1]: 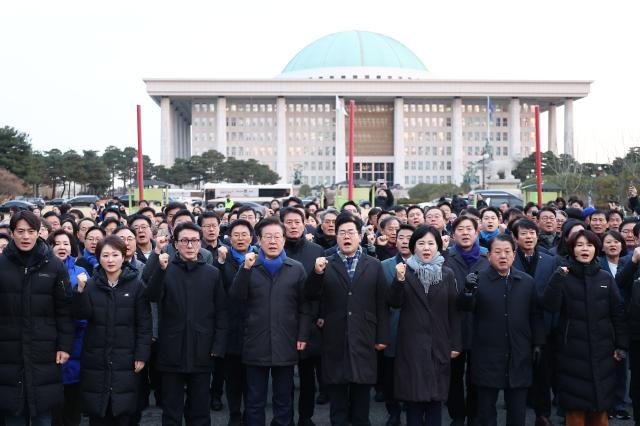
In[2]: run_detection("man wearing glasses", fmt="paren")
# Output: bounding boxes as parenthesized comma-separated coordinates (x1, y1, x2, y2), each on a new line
(148, 221, 228, 426)
(230, 216, 311, 426)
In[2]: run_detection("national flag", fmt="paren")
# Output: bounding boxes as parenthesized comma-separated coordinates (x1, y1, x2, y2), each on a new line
(336, 96, 349, 117)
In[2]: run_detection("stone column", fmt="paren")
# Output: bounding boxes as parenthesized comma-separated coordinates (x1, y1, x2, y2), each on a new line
(184, 115, 191, 158)
(216, 97, 227, 156)
(160, 97, 174, 166)
(548, 104, 557, 153)
(276, 97, 287, 183)
(334, 97, 346, 184)
(393, 97, 405, 187)
(509, 98, 521, 160)
(564, 98, 574, 157)
(451, 97, 463, 186)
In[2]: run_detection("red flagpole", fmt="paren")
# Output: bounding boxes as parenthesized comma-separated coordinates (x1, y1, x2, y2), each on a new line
(534, 106, 542, 207)
(136, 105, 144, 203)
(348, 100, 355, 201)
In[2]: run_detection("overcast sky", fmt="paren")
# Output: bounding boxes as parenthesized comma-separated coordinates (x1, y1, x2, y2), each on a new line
(2, 0, 639, 165)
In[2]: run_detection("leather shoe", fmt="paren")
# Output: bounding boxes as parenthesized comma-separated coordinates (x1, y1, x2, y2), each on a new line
(386, 413, 401, 426)
(535, 416, 553, 426)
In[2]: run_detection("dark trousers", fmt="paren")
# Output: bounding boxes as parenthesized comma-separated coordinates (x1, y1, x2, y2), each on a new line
(210, 356, 225, 399)
(161, 372, 211, 426)
(476, 387, 527, 426)
(89, 400, 132, 426)
(52, 383, 82, 426)
(405, 401, 442, 426)
(528, 339, 554, 417)
(376, 351, 384, 393)
(630, 340, 640, 421)
(612, 355, 628, 410)
(327, 383, 371, 426)
(149, 340, 163, 407)
(245, 365, 294, 426)
(383, 356, 401, 417)
(298, 356, 322, 421)
(224, 354, 246, 422)
(447, 350, 477, 421)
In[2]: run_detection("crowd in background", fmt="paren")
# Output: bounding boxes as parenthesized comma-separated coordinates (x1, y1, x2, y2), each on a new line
(2, 185, 640, 426)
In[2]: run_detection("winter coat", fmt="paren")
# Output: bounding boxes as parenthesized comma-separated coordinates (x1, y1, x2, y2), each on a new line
(76, 255, 97, 277)
(381, 255, 404, 357)
(374, 189, 394, 210)
(443, 246, 489, 349)
(388, 265, 461, 402)
(147, 252, 228, 373)
(230, 256, 311, 366)
(62, 256, 88, 385)
(459, 266, 545, 389)
(313, 226, 336, 250)
(512, 249, 558, 334)
(305, 252, 390, 384)
(284, 237, 325, 359)
(0, 239, 74, 415)
(544, 259, 629, 411)
(615, 258, 640, 340)
(73, 265, 152, 417)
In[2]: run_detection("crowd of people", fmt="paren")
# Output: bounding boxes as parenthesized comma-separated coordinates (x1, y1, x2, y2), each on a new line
(1, 187, 640, 426)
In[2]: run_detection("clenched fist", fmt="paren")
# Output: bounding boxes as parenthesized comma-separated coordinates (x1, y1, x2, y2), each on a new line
(218, 246, 228, 264)
(244, 252, 257, 269)
(159, 253, 170, 270)
(395, 263, 406, 281)
(76, 272, 88, 293)
(155, 234, 170, 254)
(441, 235, 450, 251)
(315, 257, 328, 274)
(376, 235, 389, 246)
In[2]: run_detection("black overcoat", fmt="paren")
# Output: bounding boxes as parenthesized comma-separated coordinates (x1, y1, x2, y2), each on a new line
(544, 260, 629, 411)
(388, 265, 461, 402)
(459, 266, 545, 389)
(305, 252, 390, 384)
(0, 239, 74, 415)
(73, 265, 152, 417)
(147, 253, 228, 373)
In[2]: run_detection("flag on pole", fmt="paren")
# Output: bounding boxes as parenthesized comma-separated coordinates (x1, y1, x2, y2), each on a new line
(336, 96, 349, 117)
(487, 96, 494, 122)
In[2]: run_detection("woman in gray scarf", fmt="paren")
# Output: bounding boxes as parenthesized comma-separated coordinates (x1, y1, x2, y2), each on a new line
(388, 225, 462, 426)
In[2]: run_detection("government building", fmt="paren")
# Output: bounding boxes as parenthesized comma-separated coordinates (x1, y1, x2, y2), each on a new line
(145, 30, 591, 187)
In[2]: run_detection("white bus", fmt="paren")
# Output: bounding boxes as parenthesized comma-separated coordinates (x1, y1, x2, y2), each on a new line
(203, 183, 293, 207)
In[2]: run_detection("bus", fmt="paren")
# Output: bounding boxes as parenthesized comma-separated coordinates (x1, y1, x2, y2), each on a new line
(203, 183, 293, 208)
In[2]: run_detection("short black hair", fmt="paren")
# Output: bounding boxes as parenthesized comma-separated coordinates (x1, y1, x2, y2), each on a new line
(409, 225, 442, 253)
(96, 235, 127, 260)
(68, 208, 85, 219)
(335, 212, 362, 233)
(138, 206, 156, 216)
(367, 207, 382, 218)
(47, 229, 79, 258)
(480, 206, 501, 220)
(10, 210, 42, 233)
(173, 221, 202, 241)
(406, 205, 423, 217)
(163, 202, 187, 215)
(512, 219, 539, 237)
(390, 205, 407, 215)
(379, 216, 401, 230)
(568, 197, 584, 207)
(255, 216, 285, 238)
(113, 225, 136, 238)
(523, 202, 539, 215)
(398, 223, 416, 234)
(461, 207, 481, 218)
(436, 201, 452, 210)
(173, 209, 195, 224)
(102, 207, 122, 220)
(43, 211, 60, 220)
(633, 222, 640, 239)
(85, 225, 107, 239)
(589, 209, 607, 219)
(565, 229, 601, 259)
(565, 207, 584, 220)
(61, 217, 78, 234)
(452, 215, 478, 232)
(284, 196, 303, 207)
(237, 205, 257, 218)
(100, 217, 120, 232)
(228, 219, 254, 235)
(489, 234, 516, 252)
(280, 207, 305, 223)
(601, 230, 627, 257)
(197, 211, 220, 226)
(538, 206, 557, 217)
(128, 214, 152, 227)
(606, 209, 624, 222)
(341, 200, 361, 214)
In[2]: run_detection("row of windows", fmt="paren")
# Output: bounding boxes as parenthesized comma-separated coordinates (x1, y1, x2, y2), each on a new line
(288, 146, 336, 156)
(463, 131, 509, 142)
(404, 117, 451, 128)
(403, 103, 451, 113)
(300, 175, 335, 186)
(228, 103, 276, 113)
(405, 161, 452, 171)
(193, 117, 216, 127)
(227, 117, 275, 127)
(193, 133, 215, 142)
(295, 161, 337, 171)
(287, 132, 335, 143)
(287, 103, 333, 113)
(404, 175, 453, 185)
(227, 132, 275, 142)
(404, 146, 452, 156)
(404, 131, 451, 143)
(193, 103, 216, 113)
(465, 146, 510, 156)
(288, 117, 334, 128)
(227, 146, 276, 157)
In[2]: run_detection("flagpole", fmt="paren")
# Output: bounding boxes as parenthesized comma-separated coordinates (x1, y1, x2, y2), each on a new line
(136, 105, 144, 203)
(534, 106, 543, 207)
(348, 100, 355, 201)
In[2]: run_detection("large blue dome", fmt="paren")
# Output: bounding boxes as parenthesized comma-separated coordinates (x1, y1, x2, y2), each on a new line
(279, 31, 429, 79)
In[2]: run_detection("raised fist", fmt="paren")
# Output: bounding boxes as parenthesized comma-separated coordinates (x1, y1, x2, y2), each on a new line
(376, 235, 388, 246)
(315, 257, 328, 274)
(441, 235, 450, 251)
(464, 272, 479, 293)
(159, 253, 170, 270)
(155, 234, 170, 254)
(395, 263, 406, 281)
(305, 233, 314, 241)
(557, 266, 569, 277)
(218, 246, 228, 264)
(76, 273, 88, 293)
(633, 246, 640, 264)
(244, 252, 257, 269)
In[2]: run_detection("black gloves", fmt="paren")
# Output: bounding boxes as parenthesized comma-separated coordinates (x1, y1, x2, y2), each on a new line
(532, 346, 542, 367)
(464, 272, 479, 293)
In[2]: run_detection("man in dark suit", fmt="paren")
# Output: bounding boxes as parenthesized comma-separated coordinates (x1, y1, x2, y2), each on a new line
(306, 212, 390, 426)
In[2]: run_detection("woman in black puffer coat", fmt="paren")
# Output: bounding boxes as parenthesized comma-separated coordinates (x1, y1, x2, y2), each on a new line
(73, 235, 152, 425)
(543, 229, 628, 426)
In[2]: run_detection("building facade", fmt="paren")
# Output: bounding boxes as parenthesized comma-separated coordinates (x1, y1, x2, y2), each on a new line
(146, 31, 590, 187)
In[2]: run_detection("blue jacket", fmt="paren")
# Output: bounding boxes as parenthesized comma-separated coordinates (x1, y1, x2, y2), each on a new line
(62, 256, 88, 385)
(381, 254, 406, 357)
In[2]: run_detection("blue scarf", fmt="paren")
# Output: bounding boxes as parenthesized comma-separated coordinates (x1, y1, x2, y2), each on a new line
(480, 228, 500, 243)
(230, 245, 255, 266)
(258, 248, 286, 278)
(455, 240, 481, 267)
(82, 248, 98, 268)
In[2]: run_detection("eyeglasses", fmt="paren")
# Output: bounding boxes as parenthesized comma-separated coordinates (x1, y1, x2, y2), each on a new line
(232, 233, 251, 239)
(119, 237, 136, 242)
(85, 237, 102, 243)
(202, 224, 218, 229)
(261, 234, 283, 241)
(133, 225, 150, 231)
(177, 238, 201, 246)
(337, 230, 358, 237)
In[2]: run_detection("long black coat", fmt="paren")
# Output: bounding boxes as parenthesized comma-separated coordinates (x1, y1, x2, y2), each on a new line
(388, 265, 461, 402)
(284, 237, 325, 358)
(305, 252, 390, 384)
(230, 256, 311, 366)
(459, 266, 545, 389)
(147, 253, 228, 373)
(443, 246, 489, 349)
(73, 265, 152, 417)
(544, 260, 629, 411)
(615, 259, 640, 340)
(0, 239, 74, 415)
